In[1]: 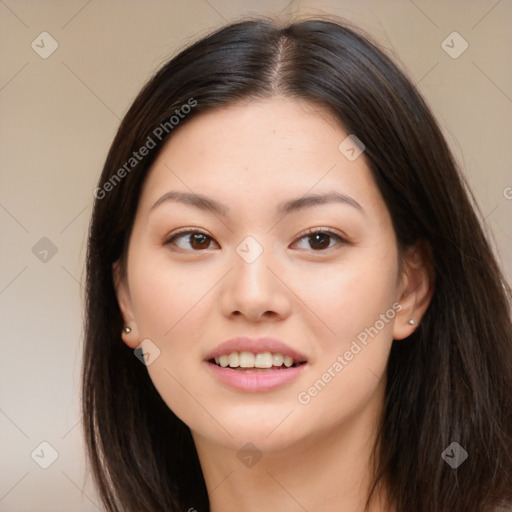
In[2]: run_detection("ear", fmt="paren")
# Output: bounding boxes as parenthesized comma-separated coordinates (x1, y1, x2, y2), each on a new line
(393, 240, 434, 340)
(113, 260, 141, 349)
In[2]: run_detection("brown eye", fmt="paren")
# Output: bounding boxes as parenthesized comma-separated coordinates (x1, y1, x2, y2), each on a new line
(293, 229, 346, 251)
(308, 232, 332, 250)
(165, 230, 218, 251)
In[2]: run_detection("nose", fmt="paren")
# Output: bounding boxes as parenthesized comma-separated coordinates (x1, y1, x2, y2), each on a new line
(220, 243, 292, 323)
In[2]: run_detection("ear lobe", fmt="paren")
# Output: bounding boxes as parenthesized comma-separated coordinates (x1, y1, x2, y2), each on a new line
(393, 241, 434, 340)
(113, 260, 140, 349)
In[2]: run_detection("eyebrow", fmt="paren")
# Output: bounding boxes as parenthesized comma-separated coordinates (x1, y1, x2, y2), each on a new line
(150, 190, 364, 217)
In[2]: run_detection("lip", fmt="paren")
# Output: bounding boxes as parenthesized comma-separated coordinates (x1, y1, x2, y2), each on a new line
(205, 360, 307, 392)
(204, 336, 308, 392)
(205, 336, 308, 363)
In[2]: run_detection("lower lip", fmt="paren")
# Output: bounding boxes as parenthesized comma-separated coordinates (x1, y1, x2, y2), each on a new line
(204, 361, 307, 392)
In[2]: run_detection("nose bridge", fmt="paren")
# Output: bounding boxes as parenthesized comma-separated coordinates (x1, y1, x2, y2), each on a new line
(222, 234, 290, 320)
(233, 234, 275, 295)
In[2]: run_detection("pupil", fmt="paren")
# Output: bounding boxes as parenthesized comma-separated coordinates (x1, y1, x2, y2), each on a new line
(191, 233, 209, 249)
(311, 233, 329, 250)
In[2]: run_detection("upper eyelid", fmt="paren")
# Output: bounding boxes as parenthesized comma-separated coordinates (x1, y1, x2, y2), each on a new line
(164, 228, 216, 246)
(296, 227, 346, 240)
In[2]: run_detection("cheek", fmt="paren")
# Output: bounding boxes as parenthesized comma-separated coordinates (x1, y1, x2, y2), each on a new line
(291, 245, 398, 419)
(294, 244, 399, 350)
(129, 250, 212, 339)
(128, 253, 221, 431)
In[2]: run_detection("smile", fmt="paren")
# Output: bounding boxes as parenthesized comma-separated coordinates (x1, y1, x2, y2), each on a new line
(211, 351, 305, 370)
(204, 336, 308, 391)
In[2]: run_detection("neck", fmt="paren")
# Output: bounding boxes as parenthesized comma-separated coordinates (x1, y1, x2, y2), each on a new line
(192, 388, 391, 512)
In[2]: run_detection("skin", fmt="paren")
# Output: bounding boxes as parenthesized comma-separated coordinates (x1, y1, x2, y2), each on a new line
(115, 96, 433, 512)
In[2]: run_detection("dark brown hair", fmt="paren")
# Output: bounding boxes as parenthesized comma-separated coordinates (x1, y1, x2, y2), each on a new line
(82, 16, 512, 512)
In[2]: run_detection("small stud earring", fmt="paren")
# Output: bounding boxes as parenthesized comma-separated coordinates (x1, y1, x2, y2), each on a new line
(407, 319, 416, 325)
(123, 326, 132, 334)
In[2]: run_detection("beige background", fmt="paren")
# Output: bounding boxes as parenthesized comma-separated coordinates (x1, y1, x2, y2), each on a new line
(0, 1, 511, 510)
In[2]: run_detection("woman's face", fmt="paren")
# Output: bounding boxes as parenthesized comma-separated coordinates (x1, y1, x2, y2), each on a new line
(117, 96, 416, 453)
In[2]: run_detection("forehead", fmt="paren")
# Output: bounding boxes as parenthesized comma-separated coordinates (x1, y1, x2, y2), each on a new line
(138, 96, 384, 217)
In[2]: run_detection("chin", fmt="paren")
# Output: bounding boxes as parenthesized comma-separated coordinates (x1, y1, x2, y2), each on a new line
(186, 401, 308, 450)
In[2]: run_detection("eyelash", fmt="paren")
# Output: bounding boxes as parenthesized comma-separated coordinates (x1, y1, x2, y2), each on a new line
(164, 227, 347, 252)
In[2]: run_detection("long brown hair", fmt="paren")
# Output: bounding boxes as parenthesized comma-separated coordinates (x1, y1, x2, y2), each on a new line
(82, 17, 512, 512)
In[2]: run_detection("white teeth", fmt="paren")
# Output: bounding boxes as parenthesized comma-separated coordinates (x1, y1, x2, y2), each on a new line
(239, 351, 255, 368)
(254, 352, 273, 368)
(228, 352, 239, 368)
(272, 353, 284, 366)
(212, 351, 301, 369)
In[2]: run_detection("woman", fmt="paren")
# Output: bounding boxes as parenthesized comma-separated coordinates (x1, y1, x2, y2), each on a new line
(82, 17, 512, 512)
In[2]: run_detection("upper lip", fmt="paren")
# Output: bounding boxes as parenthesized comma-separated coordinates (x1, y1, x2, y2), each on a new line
(205, 336, 308, 363)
